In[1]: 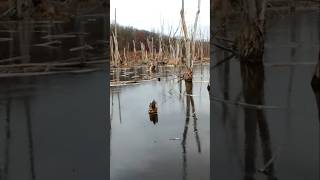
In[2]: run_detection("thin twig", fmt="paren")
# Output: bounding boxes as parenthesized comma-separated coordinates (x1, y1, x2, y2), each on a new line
(211, 96, 283, 110)
(213, 42, 239, 56)
(213, 54, 235, 68)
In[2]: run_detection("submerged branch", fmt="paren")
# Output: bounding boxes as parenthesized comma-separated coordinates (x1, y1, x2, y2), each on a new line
(214, 36, 234, 44)
(0, 56, 30, 64)
(211, 96, 283, 110)
(0, 60, 106, 69)
(213, 54, 235, 68)
(0, 68, 103, 78)
(264, 62, 317, 67)
(213, 42, 239, 56)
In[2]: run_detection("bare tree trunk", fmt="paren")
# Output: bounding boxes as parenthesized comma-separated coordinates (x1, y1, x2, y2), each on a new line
(110, 35, 114, 66)
(123, 48, 127, 66)
(176, 40, 180, 63)
(140, 42, 146, 63)
(191, 0, 201, 67)
(151, 37, 154, 59)
(180, 0, 191, 68)
(180, 0, 201, 81)
(112, 8, 120, 67)
(158, 33, 162, 62)
(147, 38, 152, 61)
(133, 40, 136, 61)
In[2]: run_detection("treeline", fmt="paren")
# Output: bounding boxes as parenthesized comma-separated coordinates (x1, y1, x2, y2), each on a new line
(110, 24, 209, 54)
(110, 24, 162, 52)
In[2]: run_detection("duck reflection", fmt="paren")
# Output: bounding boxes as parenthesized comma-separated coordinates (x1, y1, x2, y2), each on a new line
(181, 81, 202, 180)
(149, 113, 158, 124)
(240, 61, 276, 180)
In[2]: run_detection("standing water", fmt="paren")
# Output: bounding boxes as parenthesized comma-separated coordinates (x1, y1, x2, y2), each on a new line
(211, 10, 319, 180)
(110, 64, 210, 180)
(0, 14, 109, 180)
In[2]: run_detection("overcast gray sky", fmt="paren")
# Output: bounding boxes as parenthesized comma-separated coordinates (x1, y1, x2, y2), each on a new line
(110, 0, 209, 39)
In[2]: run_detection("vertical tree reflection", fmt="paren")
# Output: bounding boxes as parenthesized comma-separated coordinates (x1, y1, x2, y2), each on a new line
(0, 86, 35, 180)
(240, 61, 275, 180)
(182, 81, 202, 180)
(182, 81, 191, 180)
(24, 96, 35, 180)
(2, 98, 11, 180)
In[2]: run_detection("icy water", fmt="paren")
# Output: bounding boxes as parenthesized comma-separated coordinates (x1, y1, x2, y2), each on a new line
(211, 11, 319, 180)
(0, 15, 109, 180)
(0, 15, 107, 64)
(110, 64, 210, 180)
(0, 71, 108, 180)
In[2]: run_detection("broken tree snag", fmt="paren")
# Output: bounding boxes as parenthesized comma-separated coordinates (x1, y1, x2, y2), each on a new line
(158, 29, 163, 62)
(147, 38, 154, 61)
(151, 37, 154, 60)
(182, 67, 193, 82)
(236, 0, 266, 62)
(123, 48, 127, 66)
(133, 40, 136, 61)
(140, 42, 146, 63)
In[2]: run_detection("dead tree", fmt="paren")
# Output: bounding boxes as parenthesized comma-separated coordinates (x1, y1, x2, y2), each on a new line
(158, 24, 163, 62)
(123, 48, 127, 66)
(133, 40, 136, 61)
(110, 35, 114, 65)
(112, 8, 120, 67)
(151, 37, 154, 60)
(140, 42, 146, 63)
(180, 0, 201, 81)
(191, 0, 201, 65)
(147, 38, 153, 60)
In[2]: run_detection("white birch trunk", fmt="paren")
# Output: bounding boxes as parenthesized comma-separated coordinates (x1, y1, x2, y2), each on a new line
(133, 40, 136, 60)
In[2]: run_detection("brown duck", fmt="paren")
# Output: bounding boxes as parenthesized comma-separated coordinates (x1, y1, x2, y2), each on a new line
(148, 100, 158, 114)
